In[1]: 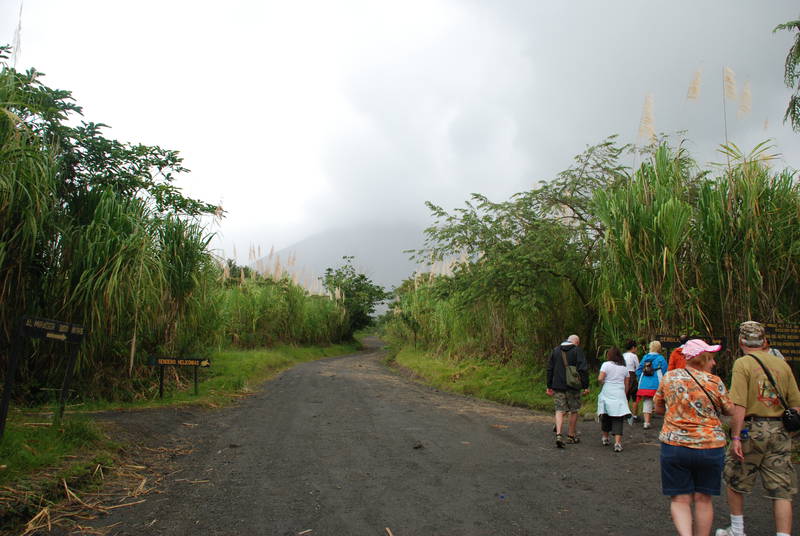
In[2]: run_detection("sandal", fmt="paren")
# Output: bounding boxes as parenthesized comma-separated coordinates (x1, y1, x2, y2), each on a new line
(566, 435, 580, 444)
(555, 434, 565, 448)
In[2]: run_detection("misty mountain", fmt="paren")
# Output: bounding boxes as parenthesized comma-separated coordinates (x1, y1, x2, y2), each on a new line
(258, 222, 429, 292)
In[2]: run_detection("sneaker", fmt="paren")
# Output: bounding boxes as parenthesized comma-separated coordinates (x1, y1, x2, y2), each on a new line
(566, 435, 580, 444)
(601, 437, 610, 446)
(626, 416, 634, 425)
(555, 434, 565, 448)
(643, 422, 651, 429)
(613, 443, 623, 452)
(714, 528, 745, 536)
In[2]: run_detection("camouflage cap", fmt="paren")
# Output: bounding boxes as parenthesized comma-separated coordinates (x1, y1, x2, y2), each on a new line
(738, 321, 765, 345)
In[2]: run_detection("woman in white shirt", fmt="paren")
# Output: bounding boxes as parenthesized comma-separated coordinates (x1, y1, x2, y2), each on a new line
(597, 346, 631, 452)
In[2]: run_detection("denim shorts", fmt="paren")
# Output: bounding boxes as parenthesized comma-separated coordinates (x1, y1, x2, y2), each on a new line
(660, 443, 725, 496)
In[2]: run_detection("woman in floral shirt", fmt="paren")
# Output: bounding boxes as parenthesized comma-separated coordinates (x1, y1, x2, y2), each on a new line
(654, 339, 734, 536)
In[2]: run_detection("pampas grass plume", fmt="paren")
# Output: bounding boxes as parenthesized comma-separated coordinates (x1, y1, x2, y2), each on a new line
(638, 94, 655, 142)
(738, 80, 752, 117)
(687, 70, 702, 100)
(724, 67, 737, 100)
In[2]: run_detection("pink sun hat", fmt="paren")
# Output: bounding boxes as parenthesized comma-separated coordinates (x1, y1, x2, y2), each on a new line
(683, 339, 722, 359)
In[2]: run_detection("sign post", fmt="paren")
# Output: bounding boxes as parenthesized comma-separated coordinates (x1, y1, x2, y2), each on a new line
(20, 317, 86, 424)
(0, 337, 23, 441)
(148, 357, 210, 398)
(1, 317, 86, 439)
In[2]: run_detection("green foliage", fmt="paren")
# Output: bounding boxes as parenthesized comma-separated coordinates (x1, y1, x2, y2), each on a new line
(593, 143, 703, 342)
(0, 418, 103, 485)
(394, 347, 598, 414)
(389, 137, 630, 363)
(0, 48, 352, 403)
(386, 137, 800, 379)
(75, 341, 360, 410)
(774, 17, 800, 131)
(220, 277, 348, 349)
(322, 256, 389, 337)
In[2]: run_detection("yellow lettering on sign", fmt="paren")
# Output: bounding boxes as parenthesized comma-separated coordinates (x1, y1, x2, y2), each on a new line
(45, 332, 67, 341)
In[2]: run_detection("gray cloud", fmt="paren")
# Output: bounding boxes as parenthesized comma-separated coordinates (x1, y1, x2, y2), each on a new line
(2, 0, 797, 262)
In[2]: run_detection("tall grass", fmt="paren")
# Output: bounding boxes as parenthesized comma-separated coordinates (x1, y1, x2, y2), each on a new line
(220, 277, 347, 348)
(386, 140, 800, 374)
(0, 56, 350, 404)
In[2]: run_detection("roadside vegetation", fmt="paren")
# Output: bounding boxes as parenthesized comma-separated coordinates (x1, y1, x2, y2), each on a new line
(383, 139, 800, 381)
(0, 44, 379, 405)
(389, 347, 599, 415)
(0, 45, 385, 533)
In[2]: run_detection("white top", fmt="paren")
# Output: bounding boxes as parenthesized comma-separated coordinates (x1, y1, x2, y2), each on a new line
(623, 352, 639, 373)
(600, 361, 629, 384)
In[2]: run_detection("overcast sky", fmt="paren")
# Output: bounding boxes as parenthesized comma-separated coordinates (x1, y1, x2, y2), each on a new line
(2, 1, 798, 261)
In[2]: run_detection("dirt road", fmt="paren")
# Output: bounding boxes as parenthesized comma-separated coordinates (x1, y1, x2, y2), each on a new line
(89, 338, 778, 535)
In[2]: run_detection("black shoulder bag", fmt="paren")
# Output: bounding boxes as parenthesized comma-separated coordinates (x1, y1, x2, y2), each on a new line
(746, 353, 800, 432)
(684, 368, 720, 417)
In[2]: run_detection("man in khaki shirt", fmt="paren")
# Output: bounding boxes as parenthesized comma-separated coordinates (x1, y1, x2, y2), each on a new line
(716, 321, 800, 536)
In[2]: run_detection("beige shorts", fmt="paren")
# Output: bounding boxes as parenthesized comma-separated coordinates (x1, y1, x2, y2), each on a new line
(553, 390, 581, 413)
(722, 420, 797, 500)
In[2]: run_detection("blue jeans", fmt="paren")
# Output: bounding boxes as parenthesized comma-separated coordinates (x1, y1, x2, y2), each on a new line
(660, 443, 725, 496)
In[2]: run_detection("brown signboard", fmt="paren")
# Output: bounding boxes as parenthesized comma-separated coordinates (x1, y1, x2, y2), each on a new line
(656, 334, 726, 352)
(21, 316, 85, 344)
(764, 322, 800, 361)
(147, 356, 210, 398)
(148, 357, 210, 367)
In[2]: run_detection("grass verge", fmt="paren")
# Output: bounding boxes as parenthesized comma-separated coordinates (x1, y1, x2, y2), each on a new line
(0, 417, 116, 534)
(72, 341, 362, 411)
(393, 346, 600, 415)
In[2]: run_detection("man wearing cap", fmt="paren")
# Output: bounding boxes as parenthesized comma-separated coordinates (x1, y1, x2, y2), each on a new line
(716, 321, 800, 536)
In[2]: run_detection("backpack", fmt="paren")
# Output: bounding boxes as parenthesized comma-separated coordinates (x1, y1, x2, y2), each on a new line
(642, 359, 654, 376)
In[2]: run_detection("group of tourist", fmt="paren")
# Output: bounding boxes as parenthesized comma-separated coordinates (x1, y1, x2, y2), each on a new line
(545, 322, 800, 536)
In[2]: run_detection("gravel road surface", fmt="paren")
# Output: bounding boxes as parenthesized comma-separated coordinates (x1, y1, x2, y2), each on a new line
(89, 338, 779, 535)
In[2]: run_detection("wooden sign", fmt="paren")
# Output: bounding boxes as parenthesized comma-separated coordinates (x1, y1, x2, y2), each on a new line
(148, 357, 210, 367)
(656, 334, 726, 351)
(764, 322, 800, 361)
(2, 316, 86, 440)
(22, 317, 85, 344)
(148, 356, 210, 398)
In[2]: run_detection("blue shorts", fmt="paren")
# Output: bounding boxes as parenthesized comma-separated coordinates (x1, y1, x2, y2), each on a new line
(660, 443, 725, 496)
